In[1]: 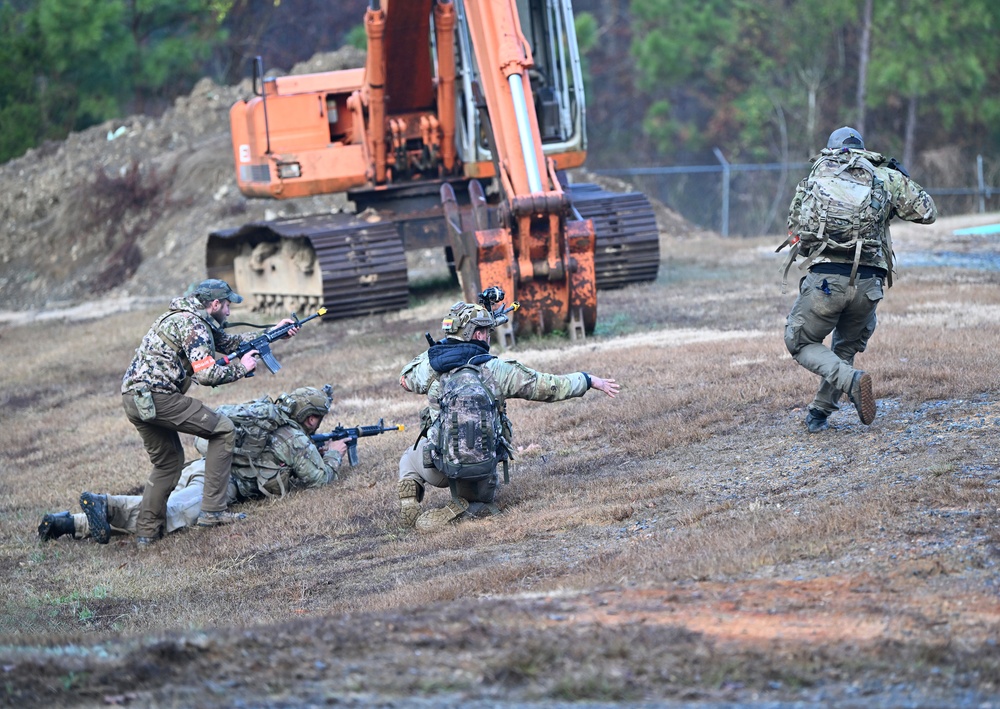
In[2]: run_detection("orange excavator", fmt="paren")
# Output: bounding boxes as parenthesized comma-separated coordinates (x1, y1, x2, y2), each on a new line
(207, 0, 659, 342)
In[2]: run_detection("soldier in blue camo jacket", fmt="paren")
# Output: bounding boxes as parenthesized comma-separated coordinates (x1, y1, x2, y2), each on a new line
(118, 278, 299, 547)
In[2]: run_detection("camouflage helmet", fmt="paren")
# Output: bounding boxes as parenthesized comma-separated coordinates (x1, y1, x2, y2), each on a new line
(276, 385, 332, 424)
(441, 301, 494, 341)
(827, 126, 864, 151)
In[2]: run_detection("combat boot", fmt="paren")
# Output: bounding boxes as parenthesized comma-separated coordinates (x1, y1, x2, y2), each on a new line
(135, 536, 158, 550)
(805, 408, 829, 434)
(398, 479, 424, 528)
(415, 497, 470, 533)
(196, 510, 247, 527)
(38, 511, 75, 542)
(79, 492, 111, 544)
(848, 371, 876, 425)
(465, 501, 501, 518)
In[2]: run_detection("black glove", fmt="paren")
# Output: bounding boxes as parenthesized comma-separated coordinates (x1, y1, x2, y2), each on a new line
(886, 157, 910, 178)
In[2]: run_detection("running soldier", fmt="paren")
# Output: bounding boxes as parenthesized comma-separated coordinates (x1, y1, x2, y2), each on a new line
(781, 127, 937, 432)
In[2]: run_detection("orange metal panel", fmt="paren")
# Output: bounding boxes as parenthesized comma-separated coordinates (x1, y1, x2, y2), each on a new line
(382, 0, 436, 113)
(475, 228, 516, 308)
(270, 69, 366, 96)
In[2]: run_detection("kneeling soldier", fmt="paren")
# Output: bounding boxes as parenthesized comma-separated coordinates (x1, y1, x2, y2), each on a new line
(397, 298, 619, 531)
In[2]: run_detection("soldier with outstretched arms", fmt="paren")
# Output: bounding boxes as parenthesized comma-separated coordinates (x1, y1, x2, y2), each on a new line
(397, 288, 619, 532)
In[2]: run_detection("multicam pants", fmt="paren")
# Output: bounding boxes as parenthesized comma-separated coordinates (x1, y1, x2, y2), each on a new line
(399, 439, 499, 504)
(784, 270, 884, 416)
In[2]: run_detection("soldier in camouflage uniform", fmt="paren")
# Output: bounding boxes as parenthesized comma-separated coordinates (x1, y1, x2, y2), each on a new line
(119, 278, 300, 547)
(39, 387, 346, 543)
(397, 301, 619, 531)
(784, 127, 937, 433)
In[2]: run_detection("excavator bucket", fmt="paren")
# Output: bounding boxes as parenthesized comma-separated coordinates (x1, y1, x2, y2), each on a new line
(443, 181, 598, 341)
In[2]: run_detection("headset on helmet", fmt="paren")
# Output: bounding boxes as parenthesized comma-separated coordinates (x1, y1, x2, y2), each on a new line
(441, 301, 495, 341)
(827, 126, 864, 151)
(276, 385, 332, 424)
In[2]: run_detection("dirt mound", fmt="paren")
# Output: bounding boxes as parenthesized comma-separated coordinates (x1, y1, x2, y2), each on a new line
(0, 48, 364, 313)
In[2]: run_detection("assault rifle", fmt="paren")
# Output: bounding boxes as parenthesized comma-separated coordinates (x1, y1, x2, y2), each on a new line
(216, 307, 327, 377)
(310, 418, 404, 466)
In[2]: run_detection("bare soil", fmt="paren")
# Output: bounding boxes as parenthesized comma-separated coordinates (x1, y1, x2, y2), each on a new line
(1, 50, 1000, 709)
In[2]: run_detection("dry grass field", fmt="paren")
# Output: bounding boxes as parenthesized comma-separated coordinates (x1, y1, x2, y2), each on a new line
(2, 214, 1000, 708)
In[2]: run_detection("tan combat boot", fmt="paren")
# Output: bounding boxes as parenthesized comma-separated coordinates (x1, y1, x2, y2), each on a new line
(415, 497, 469, 533)
(398, 479, 423, 528)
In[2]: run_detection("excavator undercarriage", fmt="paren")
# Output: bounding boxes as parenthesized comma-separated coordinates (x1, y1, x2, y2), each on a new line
(207, 181, 660, 331)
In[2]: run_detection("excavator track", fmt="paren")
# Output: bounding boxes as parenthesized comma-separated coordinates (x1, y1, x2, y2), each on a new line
(207, 213, 409, 320)
(567, 183, 661, 289)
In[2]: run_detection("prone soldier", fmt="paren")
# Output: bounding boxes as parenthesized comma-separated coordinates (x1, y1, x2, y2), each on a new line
(39, 387, 347, 543)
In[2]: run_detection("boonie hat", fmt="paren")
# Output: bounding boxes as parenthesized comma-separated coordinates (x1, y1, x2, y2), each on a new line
(193, 278, 243, 304)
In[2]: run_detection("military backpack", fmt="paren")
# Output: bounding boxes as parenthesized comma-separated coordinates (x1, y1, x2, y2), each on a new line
(778, 149, 890, 288)
(216, 397, 288, 496)
(433, 364, 507, 493)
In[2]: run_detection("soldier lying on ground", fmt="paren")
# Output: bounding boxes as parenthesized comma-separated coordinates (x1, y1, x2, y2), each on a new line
(397, 299, 619, 532)
(39, 387, 346, 543)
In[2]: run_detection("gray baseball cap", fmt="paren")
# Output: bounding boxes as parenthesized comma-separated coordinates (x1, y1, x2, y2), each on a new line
(193, 278, 244, 304)
(827, 126, 864, 151)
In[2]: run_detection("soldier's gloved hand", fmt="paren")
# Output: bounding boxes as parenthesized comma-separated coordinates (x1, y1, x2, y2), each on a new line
(886, 157, 910, 178)
(240, 349, 258, 372)
(589, 376, 620, 398)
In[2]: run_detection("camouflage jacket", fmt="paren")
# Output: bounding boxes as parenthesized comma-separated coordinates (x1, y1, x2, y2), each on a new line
(399, 340, 590, 447)
(197, 407, 343, 500)
(121, 296, 263, 395)
(787, 149, 937, 273)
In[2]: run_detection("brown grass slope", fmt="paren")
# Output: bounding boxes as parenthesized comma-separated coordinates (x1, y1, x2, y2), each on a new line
(2, 216, 1000, 707)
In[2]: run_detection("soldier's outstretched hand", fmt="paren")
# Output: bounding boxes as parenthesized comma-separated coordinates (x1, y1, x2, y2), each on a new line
(590, 376, 619, 398)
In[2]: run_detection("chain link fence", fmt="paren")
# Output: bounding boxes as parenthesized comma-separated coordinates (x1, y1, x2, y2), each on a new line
(595, 154, 999, 237)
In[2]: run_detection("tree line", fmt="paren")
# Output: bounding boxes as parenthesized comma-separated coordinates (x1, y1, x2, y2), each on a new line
(2, 0, 998, 173)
